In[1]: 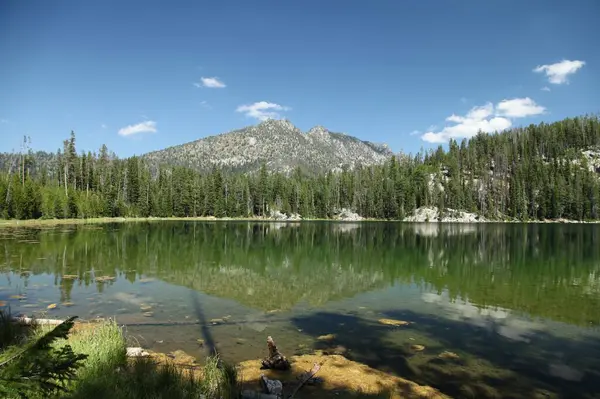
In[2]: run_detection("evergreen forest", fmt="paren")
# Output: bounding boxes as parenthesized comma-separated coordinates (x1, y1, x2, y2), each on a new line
(1, 115, 599, 221)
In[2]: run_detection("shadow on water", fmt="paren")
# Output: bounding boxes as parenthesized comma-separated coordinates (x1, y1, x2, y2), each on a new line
(190, 290, 217, 356)
(291, 310, 600, 399)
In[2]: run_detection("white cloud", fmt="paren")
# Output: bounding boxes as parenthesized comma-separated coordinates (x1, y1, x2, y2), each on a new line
(200, 100, 211, 109)
(118, 121, 157, 137)
(409, 130, 420, 136)
(195, 77, 226, 88)
(496, 97, 546, 118)
(533, 59, 585, 84)
(236, 101, 290, 121)
(421, 98, 545, 143)
(541, 86, 551, 92)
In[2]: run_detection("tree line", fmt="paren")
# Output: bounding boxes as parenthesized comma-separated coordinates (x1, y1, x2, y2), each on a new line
(1, 115, 599, 221)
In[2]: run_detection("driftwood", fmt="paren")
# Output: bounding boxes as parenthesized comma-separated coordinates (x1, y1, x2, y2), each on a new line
(288, 362, 322, 399)
(261, 336, 290, 370)
(12, 316, 64, 325)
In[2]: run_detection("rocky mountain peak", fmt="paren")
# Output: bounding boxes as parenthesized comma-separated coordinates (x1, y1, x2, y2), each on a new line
(258, 118, 296, 130)
(307, 125, 329, 136)
(255, 118, 301, 137)
(143, 119, 393, 174)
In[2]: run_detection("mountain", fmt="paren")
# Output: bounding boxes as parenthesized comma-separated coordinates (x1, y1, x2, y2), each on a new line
(142, 119, 393, 173)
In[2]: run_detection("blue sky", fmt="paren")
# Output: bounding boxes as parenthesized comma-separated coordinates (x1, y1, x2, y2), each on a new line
(0, 0, 598, 157)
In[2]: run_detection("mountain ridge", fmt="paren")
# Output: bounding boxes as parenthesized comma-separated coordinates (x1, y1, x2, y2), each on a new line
(142, 118, 393, 174)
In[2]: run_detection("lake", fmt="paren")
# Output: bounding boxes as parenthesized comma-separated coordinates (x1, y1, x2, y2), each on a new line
(1, 221, 600, 398)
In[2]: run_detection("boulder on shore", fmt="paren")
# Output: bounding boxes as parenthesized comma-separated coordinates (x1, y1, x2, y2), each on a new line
(404, 206, 487, 223)
(126, 347, 149, 357)
(333, 208, 363, 221)
(268, 210, 301, 221)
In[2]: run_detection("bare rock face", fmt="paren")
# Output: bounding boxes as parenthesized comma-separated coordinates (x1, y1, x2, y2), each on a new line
(269, 210, 301, 221)
(404, 207, 486, 223)
(582, 149, 600, 174)
(334, 208, 363, 221)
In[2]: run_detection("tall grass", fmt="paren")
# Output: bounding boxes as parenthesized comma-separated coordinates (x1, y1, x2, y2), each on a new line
(22, 318, 239, 399)
(0, 310, 32, 350)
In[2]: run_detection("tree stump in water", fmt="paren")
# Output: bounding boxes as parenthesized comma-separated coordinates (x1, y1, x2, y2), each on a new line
(261, 336, 291, 370)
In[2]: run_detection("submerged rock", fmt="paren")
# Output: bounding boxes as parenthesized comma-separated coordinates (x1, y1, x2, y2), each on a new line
(168, 350, 197, 365)
(438, 351, 460, 360)
(317, 334, 336, 341)
(410, 344, 425, 352)
(378, 318, 410, 326)
(321, 345, 347, 355)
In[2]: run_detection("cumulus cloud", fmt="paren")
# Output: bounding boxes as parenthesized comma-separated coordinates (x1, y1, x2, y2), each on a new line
(195, 77, 226, 88)
(421, 98, 545, 143)
(118, 121, 157, 137)
(533, 59, 585, 84)
(236, 101, 290, 121)
(541, 86, 551, 92)
(496, 97, 546, 118)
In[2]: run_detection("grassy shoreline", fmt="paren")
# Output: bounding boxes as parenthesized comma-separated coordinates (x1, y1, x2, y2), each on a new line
(1, 315, 444, 398)
(0, 216, 264, 228)
(1, 315, 239, 399)
(0, 215, 599, 228)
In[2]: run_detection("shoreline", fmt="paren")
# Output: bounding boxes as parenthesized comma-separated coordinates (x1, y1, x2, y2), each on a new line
(15, 316, 447, 398)
(0, 215, 599, 228)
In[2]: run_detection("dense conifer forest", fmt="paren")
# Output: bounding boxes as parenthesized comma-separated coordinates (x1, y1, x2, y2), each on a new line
(1, 115, 599, 221)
